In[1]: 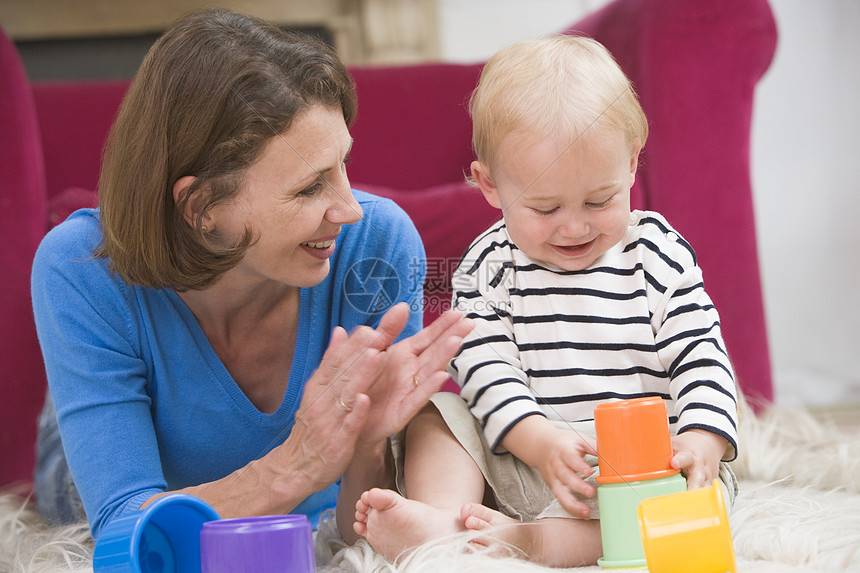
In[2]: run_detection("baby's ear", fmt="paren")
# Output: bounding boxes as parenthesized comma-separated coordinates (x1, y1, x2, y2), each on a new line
(470, 161, 502, 209)
(629, 145, 642, 183)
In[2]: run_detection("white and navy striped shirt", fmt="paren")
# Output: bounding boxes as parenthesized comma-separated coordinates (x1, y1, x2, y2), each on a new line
(449, 211, 738, 460)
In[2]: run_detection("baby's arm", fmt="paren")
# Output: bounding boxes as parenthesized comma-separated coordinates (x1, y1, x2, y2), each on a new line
(671, 429, 728, 490)
(650, 233, 739, 468)
(501, 415, 597, 518)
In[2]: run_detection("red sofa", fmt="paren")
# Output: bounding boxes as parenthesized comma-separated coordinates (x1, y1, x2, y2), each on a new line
(0, 0, 777, 490)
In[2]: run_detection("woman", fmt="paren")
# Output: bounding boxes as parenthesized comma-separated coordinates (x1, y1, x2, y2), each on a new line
(31, 8, 472, 542)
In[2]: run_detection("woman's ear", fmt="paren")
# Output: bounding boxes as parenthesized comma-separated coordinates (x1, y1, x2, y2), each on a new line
(471, 160, 502, 209)
(172, 175, 210, 230)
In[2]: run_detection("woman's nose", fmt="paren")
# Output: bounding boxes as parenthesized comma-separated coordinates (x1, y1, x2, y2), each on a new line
(325, 174, 362, 224)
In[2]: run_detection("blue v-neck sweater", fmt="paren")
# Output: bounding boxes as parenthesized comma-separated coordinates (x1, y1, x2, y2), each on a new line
(31, 190, 425, 538)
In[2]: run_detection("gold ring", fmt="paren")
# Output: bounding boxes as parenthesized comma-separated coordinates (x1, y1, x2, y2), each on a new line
(412, 374, 420, 389)
(337, 397, 353, 412)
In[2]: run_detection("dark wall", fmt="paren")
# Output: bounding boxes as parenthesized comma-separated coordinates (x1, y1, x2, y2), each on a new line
(16, 26, 333, 81)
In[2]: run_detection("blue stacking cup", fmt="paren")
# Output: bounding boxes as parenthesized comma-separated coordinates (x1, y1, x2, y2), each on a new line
(92, 493, 220, 573)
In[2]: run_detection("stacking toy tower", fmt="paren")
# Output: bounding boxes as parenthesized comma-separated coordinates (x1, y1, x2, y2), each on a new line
(594, 396, 687, 569)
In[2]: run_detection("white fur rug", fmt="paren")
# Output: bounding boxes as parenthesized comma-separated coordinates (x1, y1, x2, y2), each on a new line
(2, 403, 859, 573)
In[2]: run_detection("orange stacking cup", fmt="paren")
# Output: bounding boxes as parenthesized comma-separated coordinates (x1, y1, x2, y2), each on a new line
(594, 397, 680, 483)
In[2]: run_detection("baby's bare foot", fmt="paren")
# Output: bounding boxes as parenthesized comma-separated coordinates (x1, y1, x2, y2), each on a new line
(460, 502, 534, 557)
(354, 488, 464, 562)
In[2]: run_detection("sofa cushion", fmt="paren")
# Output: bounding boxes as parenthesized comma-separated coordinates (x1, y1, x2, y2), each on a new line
(32, 80, 129, 200)
(569, 0, 777, 404)
(347, 63, 482, 190)
(0, 27, 49, 489)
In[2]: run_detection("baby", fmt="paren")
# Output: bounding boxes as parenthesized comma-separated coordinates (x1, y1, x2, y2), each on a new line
(354, 35, 739, 567)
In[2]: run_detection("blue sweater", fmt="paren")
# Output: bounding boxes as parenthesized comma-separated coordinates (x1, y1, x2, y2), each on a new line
(31, 190, 425, 538)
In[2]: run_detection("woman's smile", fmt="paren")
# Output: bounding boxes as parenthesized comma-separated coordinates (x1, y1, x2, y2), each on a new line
(301, 236, 338, 259)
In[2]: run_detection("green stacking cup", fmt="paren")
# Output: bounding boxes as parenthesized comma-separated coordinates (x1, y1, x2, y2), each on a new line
(597, 473, 687, 569)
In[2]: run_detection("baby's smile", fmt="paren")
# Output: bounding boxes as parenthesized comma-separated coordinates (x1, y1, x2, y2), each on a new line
(551, 238, 595, 255)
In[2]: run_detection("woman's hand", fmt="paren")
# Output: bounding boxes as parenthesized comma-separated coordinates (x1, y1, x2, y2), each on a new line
(332, 303, 473, 542)
(269, 322, 384, 498)
(357, 303, 474, 447)
(160, 322, 389, 519)
(271, 303, 471, 507)
(671, 429, 728, 490)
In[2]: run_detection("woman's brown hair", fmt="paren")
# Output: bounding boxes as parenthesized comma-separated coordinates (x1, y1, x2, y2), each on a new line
(95, 8, 357, 290)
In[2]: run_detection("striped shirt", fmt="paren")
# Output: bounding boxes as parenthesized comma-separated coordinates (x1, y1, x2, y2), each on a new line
(449, 210, 738, 460)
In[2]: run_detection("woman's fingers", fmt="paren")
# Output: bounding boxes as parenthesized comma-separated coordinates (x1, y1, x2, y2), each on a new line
(337, 393, 370, 436)
(396, 370, 450, 414)
(400, 312, 474, 382)
(285, 343, 380, 490)
(311, 326, 363, 386)
(331, 349, 381, 416)
(305, 305, 473, 448)
(411, 336, 462, 384)
(303, 325, 381, 412)
(282, 391, 371, 493)
(363, 302, 469, 357)
(367, 302, 410, 351)
(403, 308, 472, 354)
(410, 326, 474, 386)
(329, 325, 348, 349)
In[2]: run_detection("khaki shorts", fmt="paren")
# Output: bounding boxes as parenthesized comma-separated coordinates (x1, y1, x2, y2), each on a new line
(391, 392, 738, 522)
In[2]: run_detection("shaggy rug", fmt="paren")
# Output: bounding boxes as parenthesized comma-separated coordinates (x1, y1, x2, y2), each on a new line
(2, 403, 859, 573)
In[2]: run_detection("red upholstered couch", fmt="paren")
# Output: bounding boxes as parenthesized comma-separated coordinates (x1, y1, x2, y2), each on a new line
(0, 0, 777, 490)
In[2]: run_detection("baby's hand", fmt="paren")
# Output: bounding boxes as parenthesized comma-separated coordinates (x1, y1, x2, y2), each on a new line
(501, 417, 597, 519)
(533, 428, 598, 518)
(671, 429, 728, 489)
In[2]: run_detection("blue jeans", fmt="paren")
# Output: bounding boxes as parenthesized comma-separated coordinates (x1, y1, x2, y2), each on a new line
(35, 393, 87, 525)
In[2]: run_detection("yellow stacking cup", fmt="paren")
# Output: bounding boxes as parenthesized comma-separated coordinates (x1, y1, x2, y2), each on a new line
(637, 480, 736, 573)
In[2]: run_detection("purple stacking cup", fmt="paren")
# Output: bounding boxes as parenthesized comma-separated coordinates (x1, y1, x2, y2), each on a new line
(200, 514, 315, 572)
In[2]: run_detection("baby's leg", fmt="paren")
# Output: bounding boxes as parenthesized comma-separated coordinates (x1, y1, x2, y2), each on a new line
(403, 402, 486, 510)
(354, 403, 486, 561)
(462, 503, 602, 568)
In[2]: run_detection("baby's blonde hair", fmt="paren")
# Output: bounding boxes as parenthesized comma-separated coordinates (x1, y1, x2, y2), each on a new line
(469, 35, 648, 171)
